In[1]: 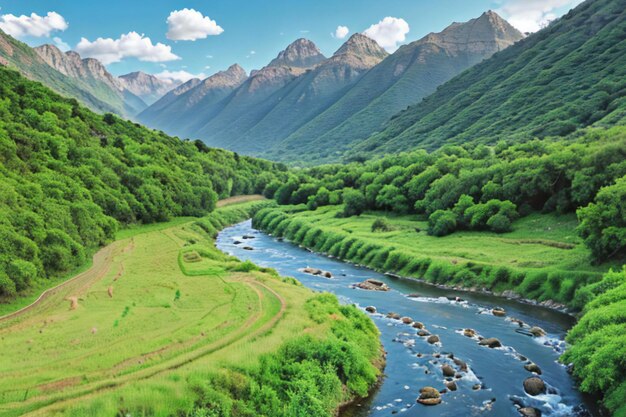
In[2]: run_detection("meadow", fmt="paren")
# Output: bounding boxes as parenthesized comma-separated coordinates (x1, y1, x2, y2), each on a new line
(0, 201, 381, 417)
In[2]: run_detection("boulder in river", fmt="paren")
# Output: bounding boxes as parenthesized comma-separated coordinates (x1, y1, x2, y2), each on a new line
(478, 338, 502, 348)
(492, 307, 506, 317)
(416, 387, 441, 406)
(387, 312, 401, 320)
(519, 407, 542, 417)
(233, 240, 242, 245)
(412, 321, 425, 329)
(463, 328, 476, 338)
(323, 271, 333, 278)
(417, 329, 430, 337)
(524, 363, 542, 375)
(523, 377, 546, 396)
(242, 235, 255, 239)
(529, 326, 547, 337)
(453, 358, 468, 372)
(356, 279, 390, 291)
(427, 335, 440, 344)
(445, 380, 457, 391)
(442, 364, 455, 377)
(365, 306, 377, 314)
(242, 246, 254, 251)
(401, 316, 413, 324)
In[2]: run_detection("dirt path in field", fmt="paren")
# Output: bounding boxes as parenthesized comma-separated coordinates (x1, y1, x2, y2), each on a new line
(0, 195, 263, 324)
(216, 194, 265, 207)
(0, 243, 119, 325)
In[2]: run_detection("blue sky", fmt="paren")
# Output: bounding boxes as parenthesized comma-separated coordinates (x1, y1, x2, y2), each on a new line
(0, 0, 583, 82)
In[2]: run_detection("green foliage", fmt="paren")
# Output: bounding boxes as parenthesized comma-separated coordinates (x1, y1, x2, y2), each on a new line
(351, 0, 626, 157)
(0, 68, 283, 297)
(371, 217, 393, 232)
(341, 188, 366, 217)
(577, 176, 626, 262)
(563, 267, 626, 417)
(187, 294, 380, 417)
(427, 210, 457, 236)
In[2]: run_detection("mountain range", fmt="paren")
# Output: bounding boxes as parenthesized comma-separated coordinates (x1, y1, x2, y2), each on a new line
(0, 30, 181, 118)
(349, 0, 626, 159)
(137, 11, 523, 163)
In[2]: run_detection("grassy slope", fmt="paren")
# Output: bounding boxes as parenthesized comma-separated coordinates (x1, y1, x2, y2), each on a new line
(254, 206, 616, 308)
(351, 0, 626, 157)
(0, 201, 380, 417)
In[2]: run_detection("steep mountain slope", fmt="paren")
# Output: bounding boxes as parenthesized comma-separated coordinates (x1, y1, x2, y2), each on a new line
(234, 34, 388, 154)
(0, 29, 119, 114)
(137, 64, 247, 137)
(267, 11, 523, 163)
(191, 39, 327, 149)
(352, 0, 626, 157)
(119, 71, 180, 105)
(34, 44, 147, 116)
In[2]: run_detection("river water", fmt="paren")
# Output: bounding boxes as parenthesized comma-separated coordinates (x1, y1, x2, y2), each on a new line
(216, 220, 594, 417)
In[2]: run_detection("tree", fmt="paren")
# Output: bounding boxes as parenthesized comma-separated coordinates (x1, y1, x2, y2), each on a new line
(577, 176, 626, 262)
(342, 189, 366, 217)
(428, 210, 457, 236)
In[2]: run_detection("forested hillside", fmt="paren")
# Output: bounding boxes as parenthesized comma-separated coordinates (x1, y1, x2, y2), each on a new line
(351, 0, 626, 158)
(0, 67, 285, 298)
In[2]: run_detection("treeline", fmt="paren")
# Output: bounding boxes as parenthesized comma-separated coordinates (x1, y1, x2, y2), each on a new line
(262, 127, 626, 263)
(0, 68, 286, 297)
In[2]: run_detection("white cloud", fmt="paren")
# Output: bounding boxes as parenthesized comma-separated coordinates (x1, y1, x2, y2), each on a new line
(0, 11, 68, 38)
(154, 70, 206, 84)
(363, 17, 409, 52)
(497, 0, 584, 33)
(76, 32, 179, 65)
(166, 8, 223, 41)
(332, 25, 349, 39)
(53, 36, 70, 51)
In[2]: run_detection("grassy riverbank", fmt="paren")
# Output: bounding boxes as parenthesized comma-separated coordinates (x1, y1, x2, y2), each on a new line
(0, 201, 381, 417)
(253, 205, 616, 310)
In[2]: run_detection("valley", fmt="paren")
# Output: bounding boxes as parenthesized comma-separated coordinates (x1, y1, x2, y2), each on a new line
(0, 0, 625, 416)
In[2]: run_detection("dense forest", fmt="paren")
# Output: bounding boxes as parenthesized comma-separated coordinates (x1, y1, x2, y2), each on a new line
(263, 127, 626, 265)
(348, 0, 626, 160)
(0, 67, 286, 298)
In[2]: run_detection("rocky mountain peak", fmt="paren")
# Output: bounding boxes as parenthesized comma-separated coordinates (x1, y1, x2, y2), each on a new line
(416, 10, 523, 54)
(334, 33, 388, 59)
(268, 38, 326, 68)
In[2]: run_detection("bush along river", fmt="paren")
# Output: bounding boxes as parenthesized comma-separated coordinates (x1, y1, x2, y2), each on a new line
(216, 220, 596, 417)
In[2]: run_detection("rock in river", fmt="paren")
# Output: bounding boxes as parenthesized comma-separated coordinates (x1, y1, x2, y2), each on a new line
(401, 316, 413, 324)
(412, 321, 425, 329)
(523, 377, 547, 396)
(445, 380, 458, 391)
(365, 306, 377, 314)
(442, 364, 455, 377)
(529, 326, 547, 337)
(524, 362, 542, 375)
(492, 307, 506, 317)
(427, 335, 440, 344)
(519, 407, 542, 417)
(242, 246, 254, 251)
(478, 338, 502, 348)
(356, 279, 390, 291)
(463, 328, 476, 338)
(416, 387, 441, 406)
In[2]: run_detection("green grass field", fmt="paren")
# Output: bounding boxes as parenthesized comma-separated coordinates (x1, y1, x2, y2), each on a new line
(254, 206, 618, 308)
(0, 201, 379, 417)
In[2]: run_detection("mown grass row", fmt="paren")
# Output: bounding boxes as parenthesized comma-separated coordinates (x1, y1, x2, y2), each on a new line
(253, 207, 599, 310)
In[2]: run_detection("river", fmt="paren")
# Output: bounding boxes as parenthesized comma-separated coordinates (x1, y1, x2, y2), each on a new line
(216, 220, 595, 417)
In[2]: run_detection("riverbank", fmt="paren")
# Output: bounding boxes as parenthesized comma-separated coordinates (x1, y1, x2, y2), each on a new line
(252, 206, 613, 312)
(0, 201, 383, 417)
